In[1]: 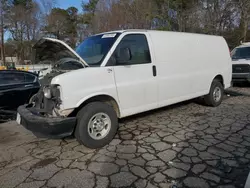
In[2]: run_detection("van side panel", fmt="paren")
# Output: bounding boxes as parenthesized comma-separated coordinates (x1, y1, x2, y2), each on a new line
(148, 31, 231, 108)
(53, 30, 232, 119)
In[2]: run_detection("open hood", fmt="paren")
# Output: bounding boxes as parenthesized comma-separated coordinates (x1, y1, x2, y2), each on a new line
(32, 37, 89, 67)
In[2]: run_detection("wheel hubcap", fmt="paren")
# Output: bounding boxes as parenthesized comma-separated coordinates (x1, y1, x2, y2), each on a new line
(88, 113, 111, 140)
(213, 87, 222, 102)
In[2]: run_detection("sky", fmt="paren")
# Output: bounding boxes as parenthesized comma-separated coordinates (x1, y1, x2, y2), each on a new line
(57, 0, 88, 11)
(4, 0, 89, 40)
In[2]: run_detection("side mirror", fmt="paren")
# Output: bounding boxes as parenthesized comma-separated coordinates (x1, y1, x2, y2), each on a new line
(117, 47, 132, 64)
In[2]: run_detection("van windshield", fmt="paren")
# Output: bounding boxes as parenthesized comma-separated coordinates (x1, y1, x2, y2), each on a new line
(231, 47, 250, 60)
(75, 33, 120, 66)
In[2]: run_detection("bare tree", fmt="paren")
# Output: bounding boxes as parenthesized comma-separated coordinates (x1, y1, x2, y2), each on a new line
(197, 0, 236, 35)
(7, 1, 44, 62)
(236, 0, 250, 42)
(1, 0, 248, 60)
(93, 0, 156, 33)
(0, 0, 9, 65)
(0, 0, 5, 65)
(8, 4, 28, 62)
(46, 9, 68, 39)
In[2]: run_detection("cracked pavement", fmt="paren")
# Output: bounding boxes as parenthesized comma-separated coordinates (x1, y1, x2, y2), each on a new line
(0, 88, 250, 188)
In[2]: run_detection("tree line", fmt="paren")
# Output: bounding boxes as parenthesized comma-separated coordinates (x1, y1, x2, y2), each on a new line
(0, 0, 250, 65)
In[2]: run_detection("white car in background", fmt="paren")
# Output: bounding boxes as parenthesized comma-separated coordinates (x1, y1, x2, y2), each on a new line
(231, 42, 250, 84)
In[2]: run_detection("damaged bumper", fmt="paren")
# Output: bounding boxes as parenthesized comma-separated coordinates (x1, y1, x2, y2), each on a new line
(17, 105, 76, 138)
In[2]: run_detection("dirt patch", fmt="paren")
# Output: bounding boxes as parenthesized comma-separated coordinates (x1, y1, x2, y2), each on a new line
(0, 125, 20, 144)
(0, 135, 19, 145)
(0, 161, 8, 168)
(31, 158, 57, 169)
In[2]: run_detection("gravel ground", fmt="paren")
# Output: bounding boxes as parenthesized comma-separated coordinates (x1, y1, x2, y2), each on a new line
(0, 87, 250, 188)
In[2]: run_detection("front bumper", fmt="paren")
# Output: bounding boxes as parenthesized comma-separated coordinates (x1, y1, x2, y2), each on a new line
(17, 105, 76, 138)
(232, 73, 250, 82)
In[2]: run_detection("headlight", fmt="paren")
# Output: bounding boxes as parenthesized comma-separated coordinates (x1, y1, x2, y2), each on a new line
(43, 86, 52, 99)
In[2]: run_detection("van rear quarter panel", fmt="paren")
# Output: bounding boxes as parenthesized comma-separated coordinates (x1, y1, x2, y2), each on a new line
(148, 31, 231, 106)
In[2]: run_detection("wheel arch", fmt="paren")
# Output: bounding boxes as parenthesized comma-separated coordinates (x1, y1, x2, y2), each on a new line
(213, 74, 224, 88)
(69, 94, 121, 118)
(204, 74, 224, 107)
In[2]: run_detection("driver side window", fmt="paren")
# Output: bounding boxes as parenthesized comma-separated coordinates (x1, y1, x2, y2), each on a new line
(111, 34, 151, 65)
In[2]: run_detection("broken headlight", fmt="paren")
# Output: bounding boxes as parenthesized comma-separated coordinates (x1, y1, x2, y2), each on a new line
(43, 85, 61, 100)
(43, 86, 51, 99)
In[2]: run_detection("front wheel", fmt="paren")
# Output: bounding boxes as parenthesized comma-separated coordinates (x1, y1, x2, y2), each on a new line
(204, 80, 224, 107)
(75, 102, 118, 149)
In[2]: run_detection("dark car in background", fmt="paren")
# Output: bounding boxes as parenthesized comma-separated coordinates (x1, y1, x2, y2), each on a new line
(0, 70, 40, 121)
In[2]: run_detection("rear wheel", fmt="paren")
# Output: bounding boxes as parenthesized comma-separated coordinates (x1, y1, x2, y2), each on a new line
(204, 80, 224, 107)
(75, 102, 118, 149)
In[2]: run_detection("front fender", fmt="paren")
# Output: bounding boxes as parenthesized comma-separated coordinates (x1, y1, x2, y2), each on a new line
(51, 67, 119, 111)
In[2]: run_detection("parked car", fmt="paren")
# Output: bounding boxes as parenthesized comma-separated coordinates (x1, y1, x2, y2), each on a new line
(17, 30, 232, 148)
(0, 70, 40, 121)
(231, 42, 250, 84)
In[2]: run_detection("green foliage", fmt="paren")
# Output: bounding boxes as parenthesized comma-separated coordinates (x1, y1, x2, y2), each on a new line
(67, 7, 78, 33)
(12, 0, 32, 9)
(43, 7, 79, 47)
(44, 8, 70, 39)
(82, 0, 99, 13)
(12, 0, 28, 5)
(81, 0, 99, 30)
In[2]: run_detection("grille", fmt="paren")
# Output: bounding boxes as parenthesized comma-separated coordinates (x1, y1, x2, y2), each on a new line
(232, 64, 250, 73)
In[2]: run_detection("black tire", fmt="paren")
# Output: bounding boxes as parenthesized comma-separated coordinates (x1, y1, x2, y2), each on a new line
(204, 80, 224, 107)
(75, 102, 118, 149)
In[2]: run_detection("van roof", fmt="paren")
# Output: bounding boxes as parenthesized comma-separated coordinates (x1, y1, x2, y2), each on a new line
(96, 29, 222, 38)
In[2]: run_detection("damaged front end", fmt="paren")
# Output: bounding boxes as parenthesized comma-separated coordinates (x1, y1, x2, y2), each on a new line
(17, 77, 77, 138)
(17, 73, 76, 138)
(16, 37, 89, 138)
(33, 84, 62, 117)
(17, 104, 76, 138)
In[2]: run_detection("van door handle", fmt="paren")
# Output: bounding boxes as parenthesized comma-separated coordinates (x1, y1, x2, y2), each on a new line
(107, 68, 112, 73)
(152, 65, 157, 77)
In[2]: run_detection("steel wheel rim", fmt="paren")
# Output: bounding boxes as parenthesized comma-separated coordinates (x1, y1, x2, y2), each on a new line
(87, 113, 111, 140)
(213, 87, 222, 102)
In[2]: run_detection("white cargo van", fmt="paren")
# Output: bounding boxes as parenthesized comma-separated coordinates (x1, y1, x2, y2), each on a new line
(231, 42, 250, 83)
(17, 30, 232, 148)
